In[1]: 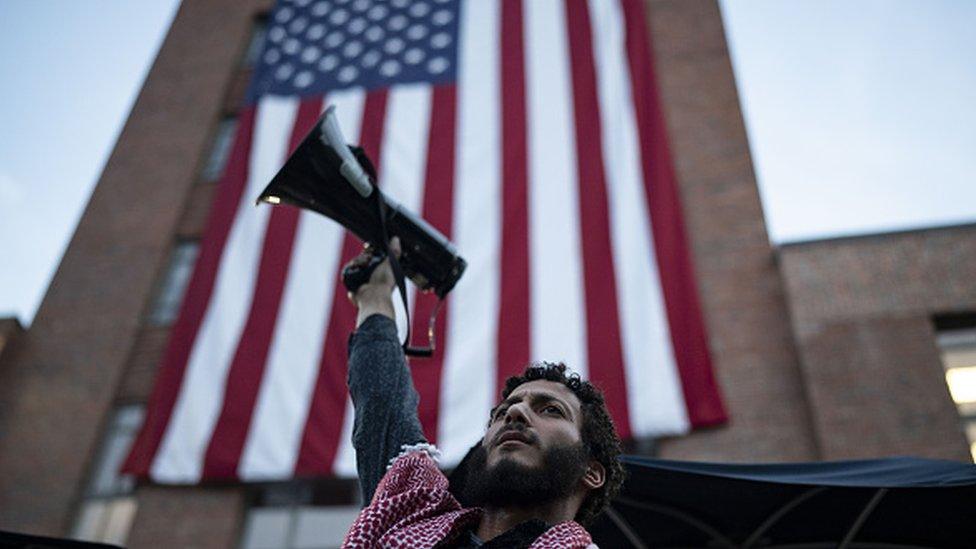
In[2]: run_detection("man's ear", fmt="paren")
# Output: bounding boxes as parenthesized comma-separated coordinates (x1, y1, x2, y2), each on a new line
(582, 460, 606, 490)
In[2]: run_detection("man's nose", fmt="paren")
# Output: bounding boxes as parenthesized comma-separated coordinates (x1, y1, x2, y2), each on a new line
(504, 402, 530, 425)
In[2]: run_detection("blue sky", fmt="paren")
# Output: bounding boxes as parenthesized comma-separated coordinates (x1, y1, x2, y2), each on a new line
(1, 0, 974, 325)
(0, 0, 182, 324)
(722, 0, 976, 243)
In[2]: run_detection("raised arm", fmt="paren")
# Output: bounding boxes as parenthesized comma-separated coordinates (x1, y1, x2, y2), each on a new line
(345, 238, 426, 504)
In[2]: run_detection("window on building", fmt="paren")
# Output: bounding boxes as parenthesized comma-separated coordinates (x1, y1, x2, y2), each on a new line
(623, 436, 658, 457)
(72, 405, 145, 546)
(0, 318, 23, 359)
(243, 15, 268, 68)
(239, 480, 361, 549)
(147, 240, 200, 326)
(201, 117, 239, 182)
(937, 326, 976, 462)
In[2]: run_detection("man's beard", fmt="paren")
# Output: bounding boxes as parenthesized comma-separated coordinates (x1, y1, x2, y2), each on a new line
(458, 434, 589, 509)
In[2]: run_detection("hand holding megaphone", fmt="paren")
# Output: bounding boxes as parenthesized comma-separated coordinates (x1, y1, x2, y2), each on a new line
(345, 238, 399, 305)
(257, 106, 463, 356)
(345, 238, 403, 329)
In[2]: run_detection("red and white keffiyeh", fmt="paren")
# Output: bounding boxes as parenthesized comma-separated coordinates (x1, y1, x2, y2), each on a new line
(342, 449, 596, 548)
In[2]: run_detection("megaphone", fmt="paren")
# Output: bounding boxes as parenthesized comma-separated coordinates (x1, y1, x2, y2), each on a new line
(256, 106, 467, 355)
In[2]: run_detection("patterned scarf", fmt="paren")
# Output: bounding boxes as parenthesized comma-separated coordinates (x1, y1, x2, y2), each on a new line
(342, 450, 596, 548)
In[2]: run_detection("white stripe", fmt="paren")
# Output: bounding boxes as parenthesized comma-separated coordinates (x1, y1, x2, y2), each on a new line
(377, 84, 433, 343)
(331, 84, 433, 476)
(320, 91, 368, 479)
(525, 0, 588, 376)
(332, 398, 358, 477)
(239, 91, 365, 480)
(151, 97, 298, 482)
(590, 0, 689, 435)
(437, 0, 502, 466)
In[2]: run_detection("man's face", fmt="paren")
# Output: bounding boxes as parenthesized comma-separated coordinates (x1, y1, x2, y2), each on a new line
(483, 379, 585, 470)
(458, 379, 590, 508)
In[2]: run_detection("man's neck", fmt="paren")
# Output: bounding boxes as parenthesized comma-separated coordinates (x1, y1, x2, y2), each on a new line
(475, 500, 577, 542)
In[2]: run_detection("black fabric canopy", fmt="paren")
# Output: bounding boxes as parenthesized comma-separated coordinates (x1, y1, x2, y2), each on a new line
(0, 530, 121, 548)
(590, 456, 976, 548)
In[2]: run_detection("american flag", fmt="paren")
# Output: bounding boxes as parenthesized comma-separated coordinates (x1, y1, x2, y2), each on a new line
(124, 0, 726, 483)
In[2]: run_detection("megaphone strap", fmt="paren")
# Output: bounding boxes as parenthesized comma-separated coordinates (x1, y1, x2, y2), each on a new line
(374, 187, 436, 358)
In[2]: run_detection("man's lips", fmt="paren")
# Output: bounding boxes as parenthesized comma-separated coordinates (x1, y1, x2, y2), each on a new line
(494, 430, 533, 447)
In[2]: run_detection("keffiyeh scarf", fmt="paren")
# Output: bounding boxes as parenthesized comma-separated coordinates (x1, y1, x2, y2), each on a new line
(342, 448, 596, 548)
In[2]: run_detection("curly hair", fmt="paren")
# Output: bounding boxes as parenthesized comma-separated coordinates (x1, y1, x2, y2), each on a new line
(499, 361, 626, 527)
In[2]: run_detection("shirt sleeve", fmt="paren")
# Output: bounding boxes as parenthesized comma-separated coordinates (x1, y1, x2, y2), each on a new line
(347, 313, 427, 504)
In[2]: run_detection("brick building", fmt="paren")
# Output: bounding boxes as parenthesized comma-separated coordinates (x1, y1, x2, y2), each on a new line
(0, 0, 972, 547)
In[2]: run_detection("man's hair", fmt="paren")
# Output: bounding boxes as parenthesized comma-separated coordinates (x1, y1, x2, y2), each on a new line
(499, 362, 626, 526)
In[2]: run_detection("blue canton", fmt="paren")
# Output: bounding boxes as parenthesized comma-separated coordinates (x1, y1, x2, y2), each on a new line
(248, 0, 461, 102)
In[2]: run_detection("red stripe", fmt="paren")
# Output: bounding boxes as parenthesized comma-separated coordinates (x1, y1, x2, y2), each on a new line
(564, 0, 633, 439)
(496, 0, 531, 395)
(410, 85, 458, 443)
(621, 0, 727, 426)
(295, 90, 390, 475)
(201, 98, 324, 479)
(122, 106, 258, 477)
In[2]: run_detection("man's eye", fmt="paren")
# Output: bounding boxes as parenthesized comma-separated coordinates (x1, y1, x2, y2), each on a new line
(543, 405, 563, 416)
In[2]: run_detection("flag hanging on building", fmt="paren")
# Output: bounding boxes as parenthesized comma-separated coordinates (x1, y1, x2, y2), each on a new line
(124, 0, 726, 484)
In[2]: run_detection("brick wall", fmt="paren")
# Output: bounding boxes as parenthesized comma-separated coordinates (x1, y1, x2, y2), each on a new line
(127, 487, 246, 549)
(0, 0, 267, 538)
(779, 225, 976, 461)
(647, 0, 818, 462)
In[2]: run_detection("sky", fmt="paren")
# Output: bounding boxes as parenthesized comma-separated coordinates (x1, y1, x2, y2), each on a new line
(1, 0, 974, 326)
(721, 0, 976, 242)
(0, 0, 182, 324)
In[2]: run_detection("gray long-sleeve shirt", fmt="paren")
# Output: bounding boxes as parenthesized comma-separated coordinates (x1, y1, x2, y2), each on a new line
(347, 314, 427, 504)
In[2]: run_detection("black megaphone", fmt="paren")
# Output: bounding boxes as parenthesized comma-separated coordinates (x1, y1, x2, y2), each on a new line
(256, 106, 466, 356)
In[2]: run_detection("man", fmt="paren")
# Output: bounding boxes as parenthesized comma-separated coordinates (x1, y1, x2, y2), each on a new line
(341, 239, 626, 548)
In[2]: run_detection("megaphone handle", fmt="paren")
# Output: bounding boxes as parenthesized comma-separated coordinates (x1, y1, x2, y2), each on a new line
(341, 250, 387, 294)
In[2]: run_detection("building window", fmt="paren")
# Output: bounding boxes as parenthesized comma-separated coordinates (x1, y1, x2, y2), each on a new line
(937, 327, 976, 462)
(148, 241, 200, 326)
(243, 15, 268, 68)
(201, 117, 239, 182)
(0, 318, 23, 360)
(623, 436, 658, 457)
(72, 405, 145, 545)
(239, 480, 360, 549)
